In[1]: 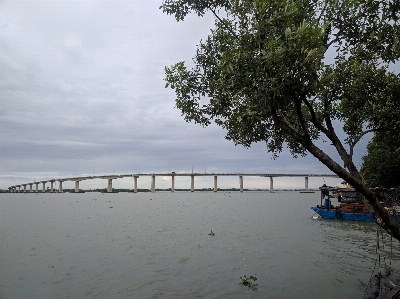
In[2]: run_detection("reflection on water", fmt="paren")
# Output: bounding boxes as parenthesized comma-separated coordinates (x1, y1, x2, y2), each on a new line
(1, 192, 399, 299)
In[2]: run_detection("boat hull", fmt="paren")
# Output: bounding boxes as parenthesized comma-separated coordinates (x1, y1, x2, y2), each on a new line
(311, 207, 375, 221)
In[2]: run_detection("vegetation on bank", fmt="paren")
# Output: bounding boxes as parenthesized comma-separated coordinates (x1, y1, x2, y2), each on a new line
(361, 131, 400, 189)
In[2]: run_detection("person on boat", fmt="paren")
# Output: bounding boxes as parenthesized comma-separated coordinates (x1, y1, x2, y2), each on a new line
(322, 184, 329, 198)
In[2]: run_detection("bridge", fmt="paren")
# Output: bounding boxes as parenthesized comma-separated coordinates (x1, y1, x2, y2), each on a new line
(8, 173, 339, 193)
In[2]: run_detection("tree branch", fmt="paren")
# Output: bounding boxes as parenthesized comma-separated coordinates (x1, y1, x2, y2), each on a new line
(349, 128, 375, 155)
(302, 96, 329, 135)
(293, 95, 311, 140)
(317, 2, 328, 24)
(209, 8, 239, 39)
(323, 113, 361, 178)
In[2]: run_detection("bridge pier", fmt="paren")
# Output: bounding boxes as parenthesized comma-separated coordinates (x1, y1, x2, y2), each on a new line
(29, 183, 33, 192)
(214, 176, 217, 192)
(75, 181, 80, 193)
(305, 176, 309, 192)
(23, 184, 27, 193)
(59, 180, 63, 193)
(171, 175, 175, 192)
(107, 179, 113, 193)
(35, 182, 39, 192)
(270, 177, 273, 193)
(191, 175, 194, 192)
(42, 182, 46, 193)
(50, 180, 54, 193)
(239, 176, 243, 192)
(133, 176, 138, 193)
(151, 175, 155, 193)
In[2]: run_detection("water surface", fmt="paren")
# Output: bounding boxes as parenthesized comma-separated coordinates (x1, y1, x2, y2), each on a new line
(1, 192, 399, 298)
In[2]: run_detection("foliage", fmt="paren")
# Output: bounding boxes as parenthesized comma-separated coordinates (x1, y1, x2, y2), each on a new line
(361, 131, 400, 188)
(240, 275, 258, 290)
(160, 0, 400, 240)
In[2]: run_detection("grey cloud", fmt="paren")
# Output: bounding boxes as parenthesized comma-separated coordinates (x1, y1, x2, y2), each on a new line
(0, 0, 341, 189)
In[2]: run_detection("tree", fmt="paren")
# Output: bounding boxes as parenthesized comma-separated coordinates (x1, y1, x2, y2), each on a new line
(160, 0, 400, 240)
(361, 131, 400, 188)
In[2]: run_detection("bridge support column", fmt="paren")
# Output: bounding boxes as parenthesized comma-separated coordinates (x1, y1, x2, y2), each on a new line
(75, 181, 80, 193)
(50, 181, 54, 193)
(191, 175, 194, 192)
(171, 175, 175, 192)
(29, 183, 33, 192)
(305, 177, 309, 192)
(239, 176, 243, 192)
(133, 176, 138, 193)
(214, 176, 217, 192)
(23, 184, 27, 193)
(151, 175, 155, 193)
(42, 182, 46, 193)
(35, 182, 39, 192)
(107, 179, 113, 193)
(17, 186, 21, 193)
(269, 177, 273, 193)
(59, 181, 63, 193)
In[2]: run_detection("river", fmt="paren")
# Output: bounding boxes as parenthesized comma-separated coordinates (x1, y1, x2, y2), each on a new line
(1, 191, 399, 299)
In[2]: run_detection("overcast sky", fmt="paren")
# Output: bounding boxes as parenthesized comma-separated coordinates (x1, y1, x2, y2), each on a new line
(0, 0, 384, 190)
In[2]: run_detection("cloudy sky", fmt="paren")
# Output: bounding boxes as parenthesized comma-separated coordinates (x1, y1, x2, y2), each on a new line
(0, 0, 379, 190)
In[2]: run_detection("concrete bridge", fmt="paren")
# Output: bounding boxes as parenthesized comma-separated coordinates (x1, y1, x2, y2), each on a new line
(8, 173, 338, 193)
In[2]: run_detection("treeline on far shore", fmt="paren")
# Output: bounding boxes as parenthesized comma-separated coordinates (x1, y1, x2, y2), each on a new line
(3, 188, 319, 193)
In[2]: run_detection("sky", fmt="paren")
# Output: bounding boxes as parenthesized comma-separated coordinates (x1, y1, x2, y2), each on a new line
(0, 0, 383, 191)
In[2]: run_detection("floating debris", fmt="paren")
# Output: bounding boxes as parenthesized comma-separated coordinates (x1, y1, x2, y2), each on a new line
(208, 230, 215, 236)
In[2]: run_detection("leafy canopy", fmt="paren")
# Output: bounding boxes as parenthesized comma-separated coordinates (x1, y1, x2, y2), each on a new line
(161, 0, 400, 240)
(161, 0, 400, 165)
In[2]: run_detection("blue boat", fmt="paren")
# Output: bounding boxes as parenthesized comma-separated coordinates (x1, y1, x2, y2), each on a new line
(311, 184, 400, 222)
(311, 206, 374, 221)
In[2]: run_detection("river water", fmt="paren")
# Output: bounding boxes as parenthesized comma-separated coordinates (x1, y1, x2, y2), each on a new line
(1, 192, 399, 299)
